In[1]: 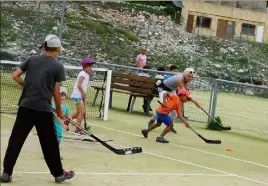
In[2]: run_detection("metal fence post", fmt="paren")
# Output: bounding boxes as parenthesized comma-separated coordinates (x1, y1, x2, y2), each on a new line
(211, 79, 218, 119)
(208, 79, 215, 123)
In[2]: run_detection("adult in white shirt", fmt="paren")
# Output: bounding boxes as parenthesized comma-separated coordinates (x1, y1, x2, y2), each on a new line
(136, 48, 147, 68)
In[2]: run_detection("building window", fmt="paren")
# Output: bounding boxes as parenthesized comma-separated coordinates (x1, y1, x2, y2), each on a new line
(241, 23, 256, 35)
(196, 16, 212, 28)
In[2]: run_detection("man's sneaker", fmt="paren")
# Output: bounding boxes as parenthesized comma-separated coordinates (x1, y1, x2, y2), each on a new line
(55, 170, 75, 183)
(0, 172, 12, 183)
(169, 127, 177, 134)
(156, 136, 169, 143)
(141, 129, 148, 138)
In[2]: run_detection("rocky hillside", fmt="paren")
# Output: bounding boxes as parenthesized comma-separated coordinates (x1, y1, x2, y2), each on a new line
(1, 1, 268, 83)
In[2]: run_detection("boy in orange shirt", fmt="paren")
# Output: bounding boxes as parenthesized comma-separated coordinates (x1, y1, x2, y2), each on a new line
(141, 89, 192, 143)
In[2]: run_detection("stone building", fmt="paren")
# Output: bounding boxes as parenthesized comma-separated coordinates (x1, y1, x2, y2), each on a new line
(181, 1, 268, 43)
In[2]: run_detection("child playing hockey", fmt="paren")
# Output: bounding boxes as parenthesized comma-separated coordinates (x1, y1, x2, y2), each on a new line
(148, 67, 201, 133)
(141, 89, 192, 143)
(71, 58, 95, 134)
(53, 87, 71, 160)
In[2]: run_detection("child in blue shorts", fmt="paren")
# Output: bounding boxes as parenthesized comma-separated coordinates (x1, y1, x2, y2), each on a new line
(141, 89, 192, 143)
(71, 58, 95, 134)
(53, 87, 71, 160)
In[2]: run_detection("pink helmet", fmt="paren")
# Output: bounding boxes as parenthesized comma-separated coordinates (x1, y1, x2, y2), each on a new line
(81, 58, 95, 68)
(176, 88, 192, 99)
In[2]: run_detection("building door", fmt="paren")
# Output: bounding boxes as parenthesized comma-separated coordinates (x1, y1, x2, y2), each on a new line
(217, 19, 228, 37)
(186, 14, 194, 33)
(217, 19, 235, 39)
(256, 26, 264, 43)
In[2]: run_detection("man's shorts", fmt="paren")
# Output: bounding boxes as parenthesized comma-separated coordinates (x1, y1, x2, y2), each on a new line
(54, 124, 63, 142)
(72, 98, 83, 104)
(156, 111, 173, 126)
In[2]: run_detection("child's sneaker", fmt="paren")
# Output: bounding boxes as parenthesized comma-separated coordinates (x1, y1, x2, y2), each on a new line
(0, 172, 12, 183)
(74, 129, 86, 136)
(141, 129, 148, 138)
(156, 136, 169, 143)
(55, 170, 75, 183)
(169, 127, 177, 134)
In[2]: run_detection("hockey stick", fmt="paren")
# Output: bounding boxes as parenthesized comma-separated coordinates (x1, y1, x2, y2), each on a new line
(157, 101, 221, 144)
(83, 99, 91, 131)
(54, 109, 142, 155)
(62, 134, 113, 143)
(200, 107, 231, 130)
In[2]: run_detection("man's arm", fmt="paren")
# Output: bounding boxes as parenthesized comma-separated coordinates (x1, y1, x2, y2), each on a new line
(54, 114, 69, 130)
(12, 68, 24, 89)
(53, 82, 63, 119)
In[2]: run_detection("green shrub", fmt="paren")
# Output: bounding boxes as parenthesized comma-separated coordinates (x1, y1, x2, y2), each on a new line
(114, 28, 139, 41)
(82, 20, 105, 34)
(206, 116, 224, 131)
(62, 31, 72, 40)
(67, 22, 83, 29)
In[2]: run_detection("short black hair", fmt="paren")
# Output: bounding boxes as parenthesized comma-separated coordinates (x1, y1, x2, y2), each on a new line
(157, 67, 165, 71)
(143, 65, 150, 69)
(169, 65, 178, 71)
(142, 65, 150, 73)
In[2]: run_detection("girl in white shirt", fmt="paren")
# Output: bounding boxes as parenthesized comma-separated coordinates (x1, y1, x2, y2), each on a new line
(71, 58, 95, 134)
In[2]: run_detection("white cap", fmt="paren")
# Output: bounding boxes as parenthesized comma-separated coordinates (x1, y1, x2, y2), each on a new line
(60, 86, 67, 94)
(183, 67, 195, 74)
(44, 34, 65, 51)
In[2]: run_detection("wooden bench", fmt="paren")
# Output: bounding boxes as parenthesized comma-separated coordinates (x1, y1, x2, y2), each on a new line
(92, 72, 158, 115)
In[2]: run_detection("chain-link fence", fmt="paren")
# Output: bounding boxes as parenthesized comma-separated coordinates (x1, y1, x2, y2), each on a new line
(59, 56, 268, 137)
(213, 79, 268, 136)
(58, 56, 214, 123)
(0, 60, 108, 120)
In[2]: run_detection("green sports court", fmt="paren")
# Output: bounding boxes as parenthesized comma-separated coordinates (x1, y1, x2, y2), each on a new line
(1, 94, 268, 186)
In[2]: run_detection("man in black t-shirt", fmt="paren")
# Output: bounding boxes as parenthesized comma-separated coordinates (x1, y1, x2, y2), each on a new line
(0, 35, 75, 183)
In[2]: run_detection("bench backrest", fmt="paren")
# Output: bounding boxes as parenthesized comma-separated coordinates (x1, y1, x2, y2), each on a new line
(111, 72, 156, 95)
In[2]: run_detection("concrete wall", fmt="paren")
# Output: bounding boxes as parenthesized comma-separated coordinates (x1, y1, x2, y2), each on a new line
(181, 0, 268, 43)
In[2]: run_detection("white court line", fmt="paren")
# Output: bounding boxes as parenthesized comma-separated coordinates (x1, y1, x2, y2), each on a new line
(13, 172, 233, 176)
(2, 114, 268, 185)
(69, 140, 268, 185)
(87, 122, 268, 169)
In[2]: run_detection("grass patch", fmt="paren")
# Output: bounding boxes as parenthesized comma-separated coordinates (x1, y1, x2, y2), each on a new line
(6, 31, 17, 42)
(114, 27, 139, 41)
(2, 7, 30, 17)
(82, 20, 105, 34)
(238, 56, 248, 65)
(67, 22, 83, 29)
(61, 31, 72, 40)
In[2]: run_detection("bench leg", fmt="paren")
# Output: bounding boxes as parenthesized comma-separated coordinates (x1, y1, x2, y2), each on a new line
(127, 95, 132, 111)
(128, 96, 136, 114)
(92, 89, 100, 106)
(145, 96, 152, 115)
